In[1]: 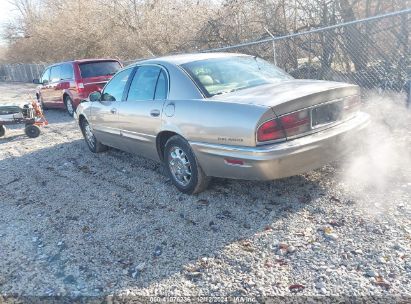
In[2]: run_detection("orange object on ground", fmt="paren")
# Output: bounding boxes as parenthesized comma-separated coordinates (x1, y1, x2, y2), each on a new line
(31, 99, 48, 126)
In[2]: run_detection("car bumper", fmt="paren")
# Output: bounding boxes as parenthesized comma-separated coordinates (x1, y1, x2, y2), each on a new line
(73, 96, 85, 109)
(190, 112, 370, 180)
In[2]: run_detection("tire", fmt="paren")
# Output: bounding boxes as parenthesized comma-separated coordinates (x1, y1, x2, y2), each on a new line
(164, 135, 210, 194)
(25, 124, 41, 138)
(80, 118, 108, 153)
(64, 95, 75, 116)
(0, 125, 5, 137)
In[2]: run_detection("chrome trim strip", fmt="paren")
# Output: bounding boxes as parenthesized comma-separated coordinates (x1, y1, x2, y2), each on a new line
(93, 126, 119, 135)
(120, 130, 155, 142)
(193, 112, 369, 155)
(85, 81, 108, 85)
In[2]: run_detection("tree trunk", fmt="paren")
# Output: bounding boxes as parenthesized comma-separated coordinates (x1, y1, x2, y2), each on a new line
(338, 0, 369, 71)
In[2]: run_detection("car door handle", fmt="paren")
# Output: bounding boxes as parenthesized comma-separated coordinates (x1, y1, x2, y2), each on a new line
(150, 109, 160, 117)
(110, 108, 117, 114)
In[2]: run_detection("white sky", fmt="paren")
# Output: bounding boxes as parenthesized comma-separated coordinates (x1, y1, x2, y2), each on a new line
(0, 0, 18, 45)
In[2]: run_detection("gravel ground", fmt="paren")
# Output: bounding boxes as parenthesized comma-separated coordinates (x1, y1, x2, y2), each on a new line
(0, 82, 410, 301)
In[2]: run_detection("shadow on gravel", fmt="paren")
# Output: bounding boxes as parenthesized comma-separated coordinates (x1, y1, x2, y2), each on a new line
(0, 134, 24, 144)
(0, 138, 326, 295)
(42, 109, 75, 124)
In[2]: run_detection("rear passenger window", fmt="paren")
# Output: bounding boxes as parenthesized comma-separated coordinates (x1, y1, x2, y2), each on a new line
(49, 66, 61, 82)
(154, 70, 167, 100)
(60, 64, 74, 80)
(127, 66, 161, 101)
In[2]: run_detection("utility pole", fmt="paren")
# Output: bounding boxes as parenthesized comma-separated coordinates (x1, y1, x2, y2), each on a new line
(264, 27, 277, 66)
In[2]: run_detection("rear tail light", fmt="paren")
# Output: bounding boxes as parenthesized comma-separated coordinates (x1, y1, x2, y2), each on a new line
(279, 110, 310, 137)
(77, 82, 85, 93)
(257, 110, 310, 143)
(257, 119, 285, 142)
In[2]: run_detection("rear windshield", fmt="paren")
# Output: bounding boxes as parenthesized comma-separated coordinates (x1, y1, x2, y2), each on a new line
(79, 61, 121, 78)
(181, 56, 292, 97)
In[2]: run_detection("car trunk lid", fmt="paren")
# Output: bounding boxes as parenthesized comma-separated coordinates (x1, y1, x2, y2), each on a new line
(211, 79, 359, 116)
(211, 79, 361, 144)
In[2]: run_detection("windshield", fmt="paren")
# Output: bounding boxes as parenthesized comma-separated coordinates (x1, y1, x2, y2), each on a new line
(181, 56, 293, 97)
(79, 61, 122, 78)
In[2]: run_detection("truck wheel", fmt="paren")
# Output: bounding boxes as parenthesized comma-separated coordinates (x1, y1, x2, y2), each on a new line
(0, 125, 5, 137)
(25, 124, 41, 138)
(64, 96, 75, 116)
(164, 135, 210, 194)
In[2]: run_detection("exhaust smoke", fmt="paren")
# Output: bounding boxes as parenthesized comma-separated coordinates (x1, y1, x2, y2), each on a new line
(339, 93, 411, 213)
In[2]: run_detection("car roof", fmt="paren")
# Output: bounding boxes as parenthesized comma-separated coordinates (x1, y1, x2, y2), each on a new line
(48, 58, 120, 67)
(73, 58, 120, 64)
(138, 52, 250, 66)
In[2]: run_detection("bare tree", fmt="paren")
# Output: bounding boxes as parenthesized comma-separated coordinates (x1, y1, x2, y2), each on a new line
(1, 0, 408, 66)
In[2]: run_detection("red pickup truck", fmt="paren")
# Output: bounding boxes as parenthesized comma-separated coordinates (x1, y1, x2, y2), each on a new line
(34, 59, 122, 116)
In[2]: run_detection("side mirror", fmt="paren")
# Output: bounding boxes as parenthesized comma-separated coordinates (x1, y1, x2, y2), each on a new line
(89, 91, 102, 102)
(33, 78, 41, 84)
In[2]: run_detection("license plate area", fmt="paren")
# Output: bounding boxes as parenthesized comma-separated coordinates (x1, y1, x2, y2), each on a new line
(311, 102, 342, 128)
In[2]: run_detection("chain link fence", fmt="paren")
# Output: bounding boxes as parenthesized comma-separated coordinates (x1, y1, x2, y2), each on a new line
(204, 9, 410, 100)
(1, 9, 410, 103)
(0, 63, 47, 83)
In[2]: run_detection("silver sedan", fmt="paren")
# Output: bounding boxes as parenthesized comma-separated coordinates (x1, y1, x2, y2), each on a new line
(75, 53, 369, 194)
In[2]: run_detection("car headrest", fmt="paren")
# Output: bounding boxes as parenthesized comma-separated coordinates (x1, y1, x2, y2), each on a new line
(198, 75, 214, 86)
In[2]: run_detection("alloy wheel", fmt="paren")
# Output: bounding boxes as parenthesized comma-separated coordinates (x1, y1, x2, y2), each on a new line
(168, 146, 192, 187)
(83, 122, 96, 149)
(66, 97, 74, 115)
